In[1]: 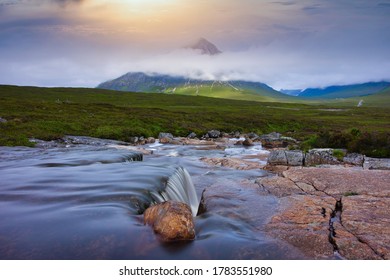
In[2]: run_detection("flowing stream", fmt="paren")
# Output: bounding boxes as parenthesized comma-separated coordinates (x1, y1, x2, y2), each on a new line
(0, 137, 304, 259)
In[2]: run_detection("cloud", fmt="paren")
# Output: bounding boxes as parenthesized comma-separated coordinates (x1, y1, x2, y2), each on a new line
(0, 0, 389, 89)
(108, 46, 390, 90)
(378, 2, 390, 7)
(51, 0, 85, 6)
(271, 1, 296, 6)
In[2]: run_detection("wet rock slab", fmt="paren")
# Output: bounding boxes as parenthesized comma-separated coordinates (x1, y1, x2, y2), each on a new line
(258, 167, 390, 259)
(201, 157, 265, 170)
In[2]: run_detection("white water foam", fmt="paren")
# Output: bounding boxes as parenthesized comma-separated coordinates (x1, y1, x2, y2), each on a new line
(152, 166, 199, 216)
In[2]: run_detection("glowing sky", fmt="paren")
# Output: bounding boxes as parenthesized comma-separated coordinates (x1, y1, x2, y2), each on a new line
(0, 0, 389, 89)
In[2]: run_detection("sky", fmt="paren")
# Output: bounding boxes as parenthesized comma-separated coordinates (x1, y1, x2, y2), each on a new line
(0, 0, 389, 90)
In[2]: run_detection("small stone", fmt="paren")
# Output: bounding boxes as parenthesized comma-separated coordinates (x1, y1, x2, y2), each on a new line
(187, 132, 197, 139)
(242, 138, 254, 146)
(259, 132, 295, 148)
(146, 137, 156, 144)
(158, 132, 174, 140)
(0, 117, 7, 123)
(128, 137, 139, 144)
(207, 130, 221, 139)
(247, 132, 259, 140)
(159, 137, 173, 144)
(144, 201, 195, 242)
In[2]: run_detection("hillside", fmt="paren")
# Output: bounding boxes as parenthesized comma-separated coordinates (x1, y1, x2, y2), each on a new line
(0, 85, 389, 156)
(97, 72, 294, 102)
(298, 81, 390, 99)
(345, 87, 390, 107)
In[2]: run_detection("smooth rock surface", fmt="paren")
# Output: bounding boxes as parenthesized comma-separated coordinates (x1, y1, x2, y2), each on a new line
(258, 167, 390, 259)
(201, 157, 265, 170)
(144, 201, 195, 242)
(265, 195, 336, 259)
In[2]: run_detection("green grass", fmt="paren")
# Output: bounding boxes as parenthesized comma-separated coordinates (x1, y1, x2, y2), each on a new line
(0, 85, 389, 156)
(167, 84, 296, 103)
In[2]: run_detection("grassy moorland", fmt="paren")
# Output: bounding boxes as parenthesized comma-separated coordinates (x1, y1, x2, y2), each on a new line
(169, 84, 296, 103)
(0, 85, 389, 157)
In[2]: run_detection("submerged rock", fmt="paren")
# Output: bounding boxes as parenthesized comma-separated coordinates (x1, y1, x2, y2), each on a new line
(144, 201, 195, 242)
(0, 117, 7, 123)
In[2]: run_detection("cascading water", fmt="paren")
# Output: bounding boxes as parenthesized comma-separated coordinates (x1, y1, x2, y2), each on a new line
(150, 166, 199, 216)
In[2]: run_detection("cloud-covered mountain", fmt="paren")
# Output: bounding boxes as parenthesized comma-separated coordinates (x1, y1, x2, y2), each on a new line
(188, 38, 222, 56)
(96, 71, 291, 101)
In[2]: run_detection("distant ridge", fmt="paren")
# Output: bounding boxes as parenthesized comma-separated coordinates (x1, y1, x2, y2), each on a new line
(296, 81, 390, 99)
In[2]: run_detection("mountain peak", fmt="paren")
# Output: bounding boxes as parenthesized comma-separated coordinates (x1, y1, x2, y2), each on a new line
(189, 37, 222, 56)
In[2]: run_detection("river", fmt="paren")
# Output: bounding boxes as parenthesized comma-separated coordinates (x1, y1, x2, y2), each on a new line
(0, 136, 305, 259)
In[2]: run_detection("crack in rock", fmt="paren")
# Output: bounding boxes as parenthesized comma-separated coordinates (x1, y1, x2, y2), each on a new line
(258, 168, 390, 259)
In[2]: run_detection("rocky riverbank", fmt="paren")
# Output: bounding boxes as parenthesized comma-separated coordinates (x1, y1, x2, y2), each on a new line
(178, 131, 390, 259)
(29, 132, 390, 259)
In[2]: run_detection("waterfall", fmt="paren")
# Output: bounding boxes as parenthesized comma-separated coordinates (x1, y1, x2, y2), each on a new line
(151, 166, 199, 216)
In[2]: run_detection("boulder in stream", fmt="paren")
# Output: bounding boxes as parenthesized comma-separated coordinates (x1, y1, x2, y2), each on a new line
(242, 138, 254, 146)
(158, 132, 174, 144)
(144, 201, 195, 242)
